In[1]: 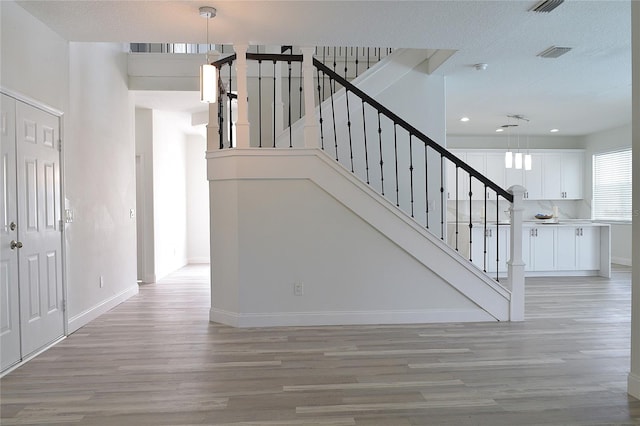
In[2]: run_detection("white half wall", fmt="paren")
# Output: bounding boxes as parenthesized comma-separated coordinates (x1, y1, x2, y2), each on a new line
(208, 149, 513, 327)
(186, 134, 210, 263)
(152, 110, 189, 279)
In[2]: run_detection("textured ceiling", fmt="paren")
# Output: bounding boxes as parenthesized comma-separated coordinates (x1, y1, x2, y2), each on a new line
(16, 0, 632, 136)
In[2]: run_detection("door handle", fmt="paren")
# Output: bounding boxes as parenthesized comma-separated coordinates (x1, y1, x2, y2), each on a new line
(9, 222, 16, 231)
(10, 240, 23, 250)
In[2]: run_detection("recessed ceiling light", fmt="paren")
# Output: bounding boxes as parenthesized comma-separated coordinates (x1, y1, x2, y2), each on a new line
(496, 128, 504, 132)
(550, 128, 559, 133)
(460, 117, 470, 122)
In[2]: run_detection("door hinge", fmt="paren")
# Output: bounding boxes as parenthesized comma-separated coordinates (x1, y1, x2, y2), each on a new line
(59, 219, 64, 230)
(62, 299, 66, 312)
(58, 139, 62, 152)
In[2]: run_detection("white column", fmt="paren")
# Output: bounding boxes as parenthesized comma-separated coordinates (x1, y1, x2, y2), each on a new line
(206, 102, 219, 152)
(234, 43, 250, 148)
(507, 185, 526, 321)
(629, 0, 640, 401)
(301, 47, 319, 148)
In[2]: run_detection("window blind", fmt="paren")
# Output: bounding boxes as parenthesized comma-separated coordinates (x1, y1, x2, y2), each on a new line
(592, 148, 632, 221)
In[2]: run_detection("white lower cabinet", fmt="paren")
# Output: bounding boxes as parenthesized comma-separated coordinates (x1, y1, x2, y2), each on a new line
(523, 224, 604, 274)
(525, 226, 555, 271)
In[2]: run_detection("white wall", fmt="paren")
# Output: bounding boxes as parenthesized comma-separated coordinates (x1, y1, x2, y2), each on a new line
(186, 134, 210, 263)
(583, 124, 632, 265)
(1, 2, 139, 333)
(152, 110, 189, 279)
(0, 1, 69, 110)
(66, 42, 138, 327)
(135, 108, 156, 282)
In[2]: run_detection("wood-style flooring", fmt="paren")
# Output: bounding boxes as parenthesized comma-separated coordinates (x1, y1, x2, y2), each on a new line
(1, 265, 639, 425)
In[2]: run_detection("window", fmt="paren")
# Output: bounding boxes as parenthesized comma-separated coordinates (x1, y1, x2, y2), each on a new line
(592, 148, 632, 221)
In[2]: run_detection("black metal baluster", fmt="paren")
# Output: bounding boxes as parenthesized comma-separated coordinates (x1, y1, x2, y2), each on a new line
(455, 164, 459, 251)
(258, 59, 263, 147)
(344, 46, 348, 80)
(299, 60, 303, 119)
(288, 61, 293, 147)
(440, 154, 445, 240)
(316, 68, 325, 151)
(394, 124, 399, 207)
(424, 144, 429, 229)
(329, 76, 338, 161)
(367, 47, 371, 69)
(377, 112, 384, 196)
(345, 89, 354, 172)
(218, 75, 224, 149)
(496, 197, 500, 282)
(362, 101, 370, 184)
(355, 47, 359, 78)
(409, 134, 414, 218)
(273, 60, 277, 147)
(483, 185, 488, 272)
(228, 62, 233, 148)
(469, 173, 473, 261)
(332, 47, 337, 92)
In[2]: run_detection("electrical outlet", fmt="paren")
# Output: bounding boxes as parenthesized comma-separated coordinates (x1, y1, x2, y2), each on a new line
(129, 208, 135, 219)
(99, 276, 104, 288)
(293, 282, 304, 296)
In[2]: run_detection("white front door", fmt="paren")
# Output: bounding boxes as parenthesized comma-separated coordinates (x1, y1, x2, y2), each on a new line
(0, 94, 21, 371)
(15, 100, 64, 357)
(0, 94, 64, 372)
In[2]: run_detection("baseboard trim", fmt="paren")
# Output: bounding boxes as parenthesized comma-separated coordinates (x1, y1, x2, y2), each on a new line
(612, 257, 632, 266)
(68, 284, 139, 334)
(210, 308, 496, 328)
(629, 373, 640, 400)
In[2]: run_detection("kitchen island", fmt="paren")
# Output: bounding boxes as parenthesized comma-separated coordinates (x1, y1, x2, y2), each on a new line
(447, 220, 611, 278)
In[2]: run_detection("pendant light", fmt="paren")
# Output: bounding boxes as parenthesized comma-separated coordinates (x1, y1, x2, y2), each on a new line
(504, 118, 514, 168)
(514, 125, 522, 169)
(199, 6, 217, 104)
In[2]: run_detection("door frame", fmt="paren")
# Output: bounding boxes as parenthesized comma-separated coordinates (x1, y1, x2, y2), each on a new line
(0, 87, 68, 373)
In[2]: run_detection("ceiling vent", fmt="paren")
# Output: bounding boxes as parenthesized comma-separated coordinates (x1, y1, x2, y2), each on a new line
(537, 46, 572, 58)
(529, 0, 564, 13)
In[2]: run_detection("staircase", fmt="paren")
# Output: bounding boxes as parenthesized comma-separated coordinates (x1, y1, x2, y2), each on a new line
(204, 46, 526, 327)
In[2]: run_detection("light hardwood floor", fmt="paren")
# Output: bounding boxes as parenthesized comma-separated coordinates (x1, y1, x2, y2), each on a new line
(1, 265, 639, 425)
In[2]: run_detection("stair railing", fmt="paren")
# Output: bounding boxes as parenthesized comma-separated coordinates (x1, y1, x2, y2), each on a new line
(209, 46, 520, 289)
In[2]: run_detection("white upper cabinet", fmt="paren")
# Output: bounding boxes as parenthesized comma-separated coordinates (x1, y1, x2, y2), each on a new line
(447, 149, 584, 201)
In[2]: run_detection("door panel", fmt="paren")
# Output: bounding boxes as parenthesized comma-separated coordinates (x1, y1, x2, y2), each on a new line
(16, 101, 64, 357)
(0, 94, 20, 370)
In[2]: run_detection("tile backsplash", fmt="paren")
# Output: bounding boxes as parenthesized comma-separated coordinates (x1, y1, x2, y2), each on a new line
(447, 199, 591, 223)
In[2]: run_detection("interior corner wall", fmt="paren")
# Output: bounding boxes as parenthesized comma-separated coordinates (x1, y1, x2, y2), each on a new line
(151, 110, 189, 279)
(1, 2, 138, 333)
(186, 134, 210, 263)
(135, 108, 156, 282)
(66, 42, 138, 330)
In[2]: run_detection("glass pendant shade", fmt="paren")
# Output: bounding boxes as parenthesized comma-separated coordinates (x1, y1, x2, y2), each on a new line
(505, 151, 513, 168)
(515, 152, 523, 169)
(200, 64, 217, 103)
(524, 153, 532, 171)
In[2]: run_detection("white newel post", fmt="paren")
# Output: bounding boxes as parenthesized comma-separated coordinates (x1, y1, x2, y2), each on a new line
(301, 47, 319, 148)
(508, 185, 526, 321)
(234, 43, 250, 148)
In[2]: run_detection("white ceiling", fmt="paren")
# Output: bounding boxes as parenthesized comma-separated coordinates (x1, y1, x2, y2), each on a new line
(16, 0, 632, 137)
